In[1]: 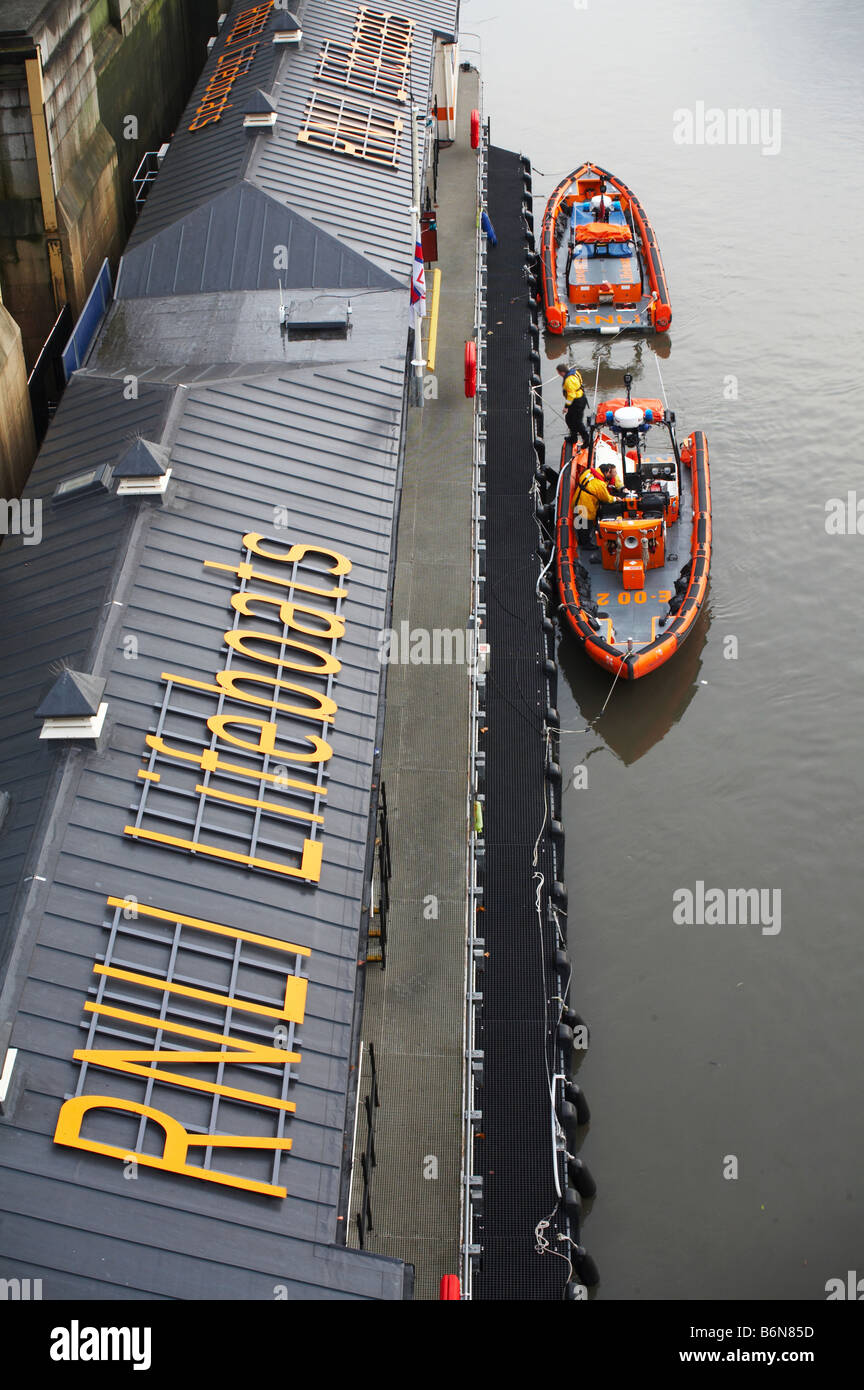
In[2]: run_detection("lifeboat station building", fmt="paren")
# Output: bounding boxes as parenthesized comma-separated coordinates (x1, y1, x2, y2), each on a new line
(0, 0, 460, 1300)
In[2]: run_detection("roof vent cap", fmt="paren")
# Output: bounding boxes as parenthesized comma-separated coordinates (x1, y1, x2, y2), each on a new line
(243, 90, 278, 130)
(35, 669, 108, 741)
(112, 437, 171, 495)
(272, 10, 302, 44)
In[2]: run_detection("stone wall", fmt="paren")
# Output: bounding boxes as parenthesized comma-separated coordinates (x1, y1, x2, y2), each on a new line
(38, 2, 103, 191)
(96, 0, 227, 234)
(0, 0, 226, 367)
(0, 302, 37, 499)
(0, 0, 228, 494)
(0, 53, 52, 361)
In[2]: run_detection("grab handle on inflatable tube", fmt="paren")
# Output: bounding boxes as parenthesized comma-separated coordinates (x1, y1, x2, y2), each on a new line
(546, 303, 566, 333)
(651, 298, 672, 332)
(464, 339, 477, 397)
(470, 110, 480, 149)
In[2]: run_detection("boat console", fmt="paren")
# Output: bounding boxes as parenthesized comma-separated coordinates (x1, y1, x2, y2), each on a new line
(588, 395, 685, 590)
(597, 511, 666, 591)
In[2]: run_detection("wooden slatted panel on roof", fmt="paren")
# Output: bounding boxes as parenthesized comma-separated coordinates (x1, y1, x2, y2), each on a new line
(297, 91, 404, 166)
(315, 7, 415, 104)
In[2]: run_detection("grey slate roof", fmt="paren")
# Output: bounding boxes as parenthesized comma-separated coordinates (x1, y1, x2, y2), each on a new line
(120, 20, 280, 248)
(94, 285, 405, 383)
(0, 350, 412, 1300)
(118, 0, 460, 295)
(251, 0, 459, 279)
(0, 0, 459, 1301)
(0, 375, 174, 969)
(117, 183, 400, 298)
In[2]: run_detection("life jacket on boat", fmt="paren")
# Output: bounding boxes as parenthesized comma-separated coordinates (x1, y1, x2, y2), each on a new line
(561, 369, 584, 402)
(573, 467, 617, 523)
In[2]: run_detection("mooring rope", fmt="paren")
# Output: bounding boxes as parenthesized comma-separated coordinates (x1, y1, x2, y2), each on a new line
(599, 650, 629, 714)
(654, 350, 670, 413)
(534, 1214, 574, 1282)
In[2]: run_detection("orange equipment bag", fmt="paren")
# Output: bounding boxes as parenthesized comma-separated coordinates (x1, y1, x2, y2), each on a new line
(575, 222, 632, 244)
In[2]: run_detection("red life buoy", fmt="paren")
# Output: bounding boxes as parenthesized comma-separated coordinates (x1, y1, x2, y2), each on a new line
(439, 1274, 461, 1300)
(470, 109, 480, 150)
(464, 340, 477, 397)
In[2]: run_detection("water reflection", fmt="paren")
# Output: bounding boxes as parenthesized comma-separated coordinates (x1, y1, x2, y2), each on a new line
(544, 333, 670, 397)
(474, 0, 864, 1301)
(556, 597, 712, 765)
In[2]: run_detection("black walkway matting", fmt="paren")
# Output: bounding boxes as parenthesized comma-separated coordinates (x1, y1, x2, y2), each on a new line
(472, 146, 569, 1301)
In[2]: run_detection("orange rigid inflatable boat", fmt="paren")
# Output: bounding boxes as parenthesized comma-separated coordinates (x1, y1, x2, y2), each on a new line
(540, 162, 671, 335)
(554, 376, 710, 680)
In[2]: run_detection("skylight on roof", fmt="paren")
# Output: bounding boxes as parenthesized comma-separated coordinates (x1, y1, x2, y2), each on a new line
(51, 465, 113, 503)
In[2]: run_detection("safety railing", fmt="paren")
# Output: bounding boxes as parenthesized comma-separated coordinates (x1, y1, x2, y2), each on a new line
(460, 92, 490, 1300)
(429, 90, 441, 203)
(366, 782, 391, 966)
(60, 258, 112, 380)
(354, 1042, 381, 1249)
(132, 145, 170, 208)
(28, 303, 73, 443)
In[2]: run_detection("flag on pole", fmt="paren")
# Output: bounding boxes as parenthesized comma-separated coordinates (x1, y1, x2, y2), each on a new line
(409, 238, 426, 333)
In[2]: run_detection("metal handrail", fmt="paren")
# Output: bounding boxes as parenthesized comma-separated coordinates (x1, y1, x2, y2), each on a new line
(132, 145, 169, 208)
(460, 85, 489, 1300)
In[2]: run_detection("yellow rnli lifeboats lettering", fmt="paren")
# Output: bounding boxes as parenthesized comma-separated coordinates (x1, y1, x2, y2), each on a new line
(124, 533, 352, 880)
(54, 897, 311, 1197)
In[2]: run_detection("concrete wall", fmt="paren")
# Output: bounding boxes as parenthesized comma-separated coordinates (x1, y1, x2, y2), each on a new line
(96, 0, 228, 235)
(0, 0, 228, 493)
(39, 2, 103, 191)
(0, 54, 53, 364)
(0, 302, 37, 498)
(0, 0, 227, 366)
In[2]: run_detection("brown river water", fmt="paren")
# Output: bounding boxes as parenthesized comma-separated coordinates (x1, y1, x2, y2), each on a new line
(464, 0, 864, 1299)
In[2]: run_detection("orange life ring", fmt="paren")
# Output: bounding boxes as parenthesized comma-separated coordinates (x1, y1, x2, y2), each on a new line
(464, 339, 477, 397)
(470, 109, 480, 149)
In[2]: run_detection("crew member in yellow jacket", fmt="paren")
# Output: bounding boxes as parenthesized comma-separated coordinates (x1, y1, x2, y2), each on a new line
(556, 362, 590, 447)
(573, 461, 622, 545)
